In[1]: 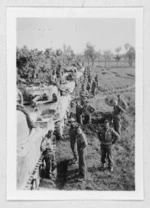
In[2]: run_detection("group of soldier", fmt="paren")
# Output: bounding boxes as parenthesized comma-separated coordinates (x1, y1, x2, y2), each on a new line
(67, 96, 125, 181)
(81, 67, 99, 97)
(40, 77, 126, 183)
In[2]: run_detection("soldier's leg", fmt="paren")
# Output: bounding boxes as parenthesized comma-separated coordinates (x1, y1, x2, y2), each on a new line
(106, 145, 113, 170)
(70, 139, 77, 161)
(52, 154, 57, 171)
(101, 145, 107, 166)
(76, 115, 81, 124)
(84, 114, 90, 124)
(44, 155, 51, 177)
(113, 117, 121, 135)
(93, 87, 96, 95)
(89, 114, 92, 123)
(52, 154, 57, 180)
(79, 114, 83, 125)
(78, 148, 86, 179)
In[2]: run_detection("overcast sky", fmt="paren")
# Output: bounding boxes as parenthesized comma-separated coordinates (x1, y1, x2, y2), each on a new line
(17, 18, 135, 54)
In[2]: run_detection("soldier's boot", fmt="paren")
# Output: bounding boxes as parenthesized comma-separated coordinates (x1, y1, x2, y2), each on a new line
(109, 166, 114, 172)
(78, 173, 86, 182)
(100, 163, 105, 171)
(72, 157, 78, 164)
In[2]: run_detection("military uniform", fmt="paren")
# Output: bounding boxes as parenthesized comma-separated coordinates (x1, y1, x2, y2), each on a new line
(82, 103, 95, 124)
(86, 81, 91, 92)
(69, 124, 78, 161)
(113, 105, 124, 135)
(91, 80, 96, 95)
(40, 133, 56, 179)
(76, 104, 83, 124)
(95, 75, 99, 88)
(76, 131, 88, 179)
(98, 127, 120, 170)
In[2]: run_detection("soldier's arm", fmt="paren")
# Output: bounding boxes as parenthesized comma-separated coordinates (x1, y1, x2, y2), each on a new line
(81, 134, 88, 149)
(40, 137, 46, 152)
(118, 105, 125, 113)
(79, 114, 83, 125)
(97, 130, 102, 141)
(111, 128, 120, 144)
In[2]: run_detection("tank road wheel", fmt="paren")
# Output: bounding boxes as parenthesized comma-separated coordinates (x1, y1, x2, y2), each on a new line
(31, 179, 38, 190)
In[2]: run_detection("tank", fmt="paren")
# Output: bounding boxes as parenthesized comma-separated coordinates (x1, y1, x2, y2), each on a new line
(16, 67, 84, 190)
(17, 106, 55, 190)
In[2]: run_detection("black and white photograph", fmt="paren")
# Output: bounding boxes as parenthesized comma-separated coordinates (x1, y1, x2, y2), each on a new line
(7, 8, 143, 200)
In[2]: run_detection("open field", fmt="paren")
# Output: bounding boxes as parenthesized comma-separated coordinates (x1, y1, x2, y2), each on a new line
(40, 66, 135, 191)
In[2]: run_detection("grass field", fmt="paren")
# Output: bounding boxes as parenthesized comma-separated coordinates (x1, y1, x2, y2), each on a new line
(40, 66, 135, 191)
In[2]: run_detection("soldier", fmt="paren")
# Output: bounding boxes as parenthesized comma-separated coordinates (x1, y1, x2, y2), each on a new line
(86, 80, 91, 92)
(56, 63, 61, 78)
(117, 94, 127, 110)
(97, 119, 120, 172)
(82, 98, 95, 124)
(76, 101, 83, 124)
(80, 84, 89, 101)
(69, 118, 79, 164)
(88, 73, 91, 84)
(95, 74, 99, 88)
(91, 78, 96, 95)
(40, 130, 57, 180)
(76, 127, 88, 181)
(113, 99, 125, 135)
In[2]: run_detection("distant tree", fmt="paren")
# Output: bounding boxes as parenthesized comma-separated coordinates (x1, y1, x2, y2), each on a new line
(17, 46, 28, 77)
(44, 48, 53, 59)
(124, 44, 135, 67)
(55, 49, 63, 56)
(124, 43, 130, 51)
(114, 47, 122, 67)
(74, 53, 83, 63)
(126, 46, 135, 67)
(63, 44, 75, 64)
(84, 42, 98, 66)
(103, 50, 112, 68)
(97, 50, 102, 65)
(17, 46, 37, 79)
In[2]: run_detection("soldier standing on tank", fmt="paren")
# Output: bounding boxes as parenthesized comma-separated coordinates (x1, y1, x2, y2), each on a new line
(76, 127, 88, 181)
(40, 130, 57, 180)
(69, 118, 79, 164)
(97, 119, 120, 172)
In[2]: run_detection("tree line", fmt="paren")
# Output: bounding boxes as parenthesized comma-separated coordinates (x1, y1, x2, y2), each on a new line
(17, 43, 135, 82)
(84, 42, 135, 67)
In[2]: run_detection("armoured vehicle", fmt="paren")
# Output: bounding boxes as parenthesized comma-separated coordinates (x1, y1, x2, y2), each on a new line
(16, 67, 84, 190)
(17, 105, 55, 190)
(20, 84, 60, 107)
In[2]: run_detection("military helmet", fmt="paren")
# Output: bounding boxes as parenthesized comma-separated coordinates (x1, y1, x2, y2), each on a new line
(69, 117, 76, 122)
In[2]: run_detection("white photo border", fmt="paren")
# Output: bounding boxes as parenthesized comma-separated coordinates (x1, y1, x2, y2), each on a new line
(7, 7, 143, 200)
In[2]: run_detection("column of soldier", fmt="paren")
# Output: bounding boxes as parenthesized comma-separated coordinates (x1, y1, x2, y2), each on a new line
(40, 66, 126, 183)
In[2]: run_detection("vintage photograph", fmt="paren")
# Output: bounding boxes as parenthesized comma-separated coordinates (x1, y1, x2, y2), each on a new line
(16, 17, 136, 191)
(6, 7, 144, 200)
